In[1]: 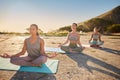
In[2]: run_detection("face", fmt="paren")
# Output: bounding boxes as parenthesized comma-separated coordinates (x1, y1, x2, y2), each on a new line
(30, 26, 38, 35)
(71, 23, 77, 31)
(94, 28, 98, 33)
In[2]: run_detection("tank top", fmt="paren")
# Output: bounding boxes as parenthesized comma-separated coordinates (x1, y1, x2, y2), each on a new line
(26, 36, 41, 58)
(93, 34, 99, 40)
(68, 35, 78, 41)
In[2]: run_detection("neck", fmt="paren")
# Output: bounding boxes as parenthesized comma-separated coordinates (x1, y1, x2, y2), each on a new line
(94, 31, 98, 33)
(31, 34, 38, 38)
(72, 30, 76, 33)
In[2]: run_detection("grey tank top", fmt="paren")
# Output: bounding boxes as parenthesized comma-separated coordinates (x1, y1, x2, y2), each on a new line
(26, 36, 41, 58)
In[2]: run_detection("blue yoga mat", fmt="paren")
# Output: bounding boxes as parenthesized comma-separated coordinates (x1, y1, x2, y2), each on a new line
(0, 57, 59, 73)
(19, 59, 59, 73)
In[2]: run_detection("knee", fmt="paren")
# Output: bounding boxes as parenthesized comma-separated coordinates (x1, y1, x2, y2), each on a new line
(32, 56, 47, 65)
(10, 57, 17, 64)
(61, 46, 67, 51)
(41, 56, 47, 63)
(60, 46, 64, 50)
(98, 41, 104, 45)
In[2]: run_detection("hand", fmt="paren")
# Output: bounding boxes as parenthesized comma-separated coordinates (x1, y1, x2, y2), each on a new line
(89, 40, 91, 43)
(0, 53, 11, 58)
(58, 44, 62, 47)
(79, 45, 85, 49)
(79, 45, 83, 48)
(82, 46, 85, 49)
(48, 52, 58, 58)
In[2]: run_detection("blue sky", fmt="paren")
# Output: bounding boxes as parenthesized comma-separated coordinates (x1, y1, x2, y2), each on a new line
(0, 0, 120, 32)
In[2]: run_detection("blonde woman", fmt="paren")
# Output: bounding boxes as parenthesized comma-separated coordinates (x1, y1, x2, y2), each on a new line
(89, 27, 104, 48)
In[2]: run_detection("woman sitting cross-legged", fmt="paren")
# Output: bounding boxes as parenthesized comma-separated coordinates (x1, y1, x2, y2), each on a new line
(89, 27, 104, 48)
(58, 23, 85, 53)
(0, 24, 56, 66)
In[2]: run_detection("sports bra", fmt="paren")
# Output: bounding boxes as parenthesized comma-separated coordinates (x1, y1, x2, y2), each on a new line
(93, 34, 99, 40)
(68, 35, 78, 41)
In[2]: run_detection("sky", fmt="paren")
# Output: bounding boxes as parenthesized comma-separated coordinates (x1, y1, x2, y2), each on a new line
(0, 0, 120, 33)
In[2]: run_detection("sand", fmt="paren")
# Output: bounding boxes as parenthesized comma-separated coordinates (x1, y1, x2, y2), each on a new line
(0, 34, 120, 80)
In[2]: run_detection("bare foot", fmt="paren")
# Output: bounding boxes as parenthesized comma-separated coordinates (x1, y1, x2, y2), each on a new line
(48, 52, 58, 58)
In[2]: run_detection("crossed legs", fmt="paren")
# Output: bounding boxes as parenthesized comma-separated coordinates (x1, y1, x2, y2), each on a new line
(10, 56, 47, 66)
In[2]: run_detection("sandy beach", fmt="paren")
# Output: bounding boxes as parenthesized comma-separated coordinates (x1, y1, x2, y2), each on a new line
(0, 34, 120, 80)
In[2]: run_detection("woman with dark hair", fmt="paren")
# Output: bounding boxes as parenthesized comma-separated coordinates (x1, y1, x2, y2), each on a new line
(0, 24, 56, 66)
(58, 23, 84, 53)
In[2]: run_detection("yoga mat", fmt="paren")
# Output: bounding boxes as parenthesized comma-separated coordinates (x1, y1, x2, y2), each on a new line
(45, 45, 90, 53)
(0, 57, 59, 73)
(0, 57, 19, 70)
(19, 59, 59, 73)
(45, 47, 65, 53)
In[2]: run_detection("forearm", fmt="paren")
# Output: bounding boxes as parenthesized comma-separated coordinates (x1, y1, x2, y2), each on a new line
(78, 42, 82, 47)
(89, 35, 93, 41)
(89, 38, 92, 41)
(11, 52, 24, 57)
(61, 41, 68, 45)
(99, 37, 102, 41)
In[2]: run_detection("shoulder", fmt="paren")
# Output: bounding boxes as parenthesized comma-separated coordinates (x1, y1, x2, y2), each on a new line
(92, 32, 94, 35)
(23, 38, 29, 45)
(67, 32, 71, 36)
(92, 32, 96, 35)
(90, 33, 94, 37)
(76, 32, 80, 35)
(40, 38, 44, 42)
(97, 32, 101, 35)
(68, 32, 71, 35)
(38, 37, 44, 44)
(24, 38, 29, 42)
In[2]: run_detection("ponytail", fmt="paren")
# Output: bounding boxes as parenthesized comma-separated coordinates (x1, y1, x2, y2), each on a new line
(36, 32, 39, 36)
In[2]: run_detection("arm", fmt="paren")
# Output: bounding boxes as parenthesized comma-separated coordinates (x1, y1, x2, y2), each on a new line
(89, 34, 93, 42)
(77, 34, 82, 47)
(0, 39, 27, 58)
(40, 38, 46, 55)
(58, 33, 69, 47)
(40, 38, 56, 58)
(98, 33, 102, 41)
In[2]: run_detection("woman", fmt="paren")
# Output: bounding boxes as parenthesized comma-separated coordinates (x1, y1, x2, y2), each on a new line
(58, 23, 84, 53)
(0, 24, 56, 66)
(89, 27, 104, 48)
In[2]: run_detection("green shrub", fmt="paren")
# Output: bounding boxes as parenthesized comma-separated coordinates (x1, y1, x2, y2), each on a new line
(107, 24, 120, 33)
(59, 26, 71, 32)
(45, 30, 68, 36)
